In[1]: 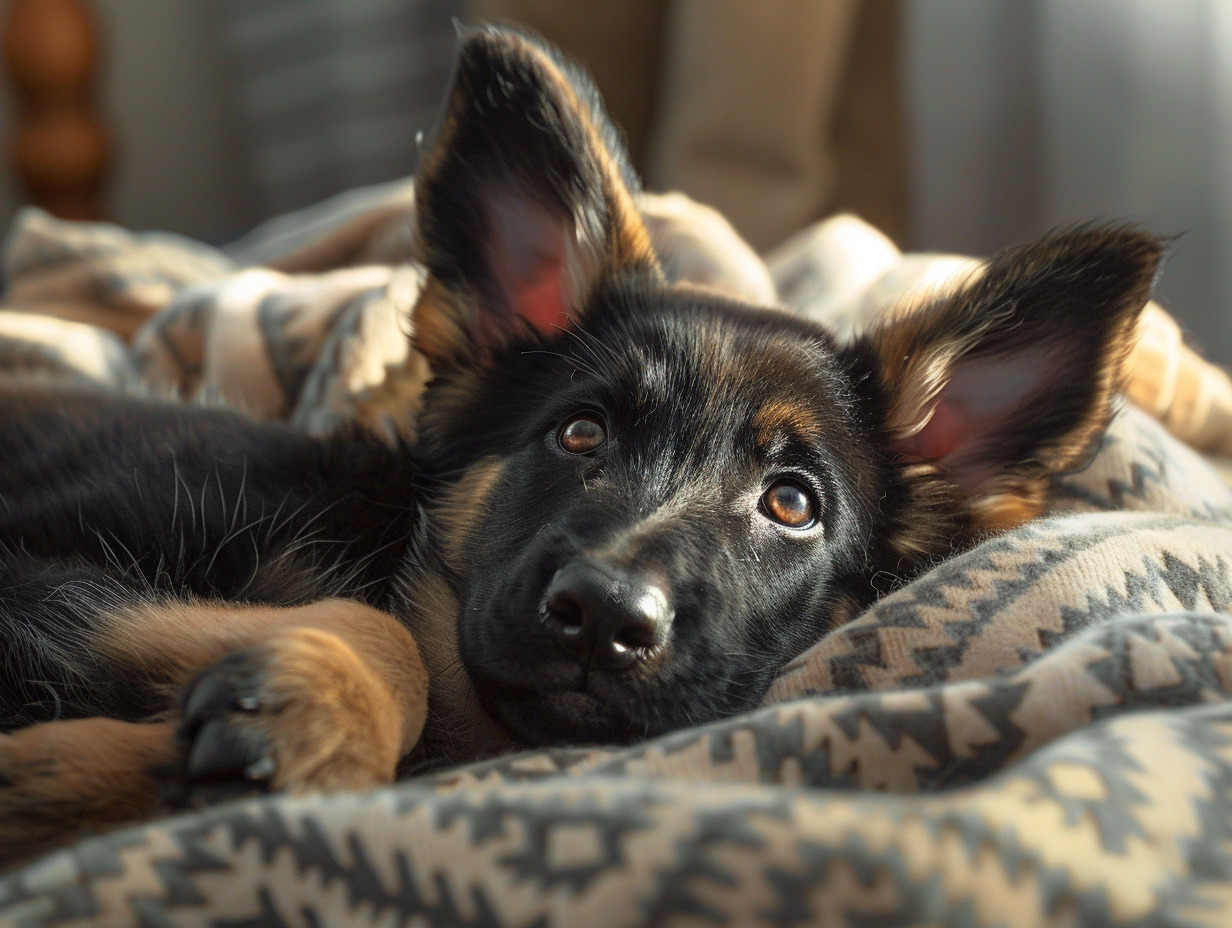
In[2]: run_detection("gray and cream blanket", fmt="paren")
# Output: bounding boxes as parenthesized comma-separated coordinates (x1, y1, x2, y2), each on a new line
(3, 188, 1232, 927)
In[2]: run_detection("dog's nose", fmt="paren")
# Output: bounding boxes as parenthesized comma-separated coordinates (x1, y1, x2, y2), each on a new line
(543, 561, 673, 672)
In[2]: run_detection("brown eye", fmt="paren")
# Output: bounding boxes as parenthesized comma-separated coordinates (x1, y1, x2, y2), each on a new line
(559, 413, 607, 454)
(762, 480, 817, 529)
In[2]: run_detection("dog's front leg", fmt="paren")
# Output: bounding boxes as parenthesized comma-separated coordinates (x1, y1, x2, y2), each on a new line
(177, 601, 429, 792)
(0, 598, 428, 871)
(0, 717, 179, 870)
(96, 597, 430, 792)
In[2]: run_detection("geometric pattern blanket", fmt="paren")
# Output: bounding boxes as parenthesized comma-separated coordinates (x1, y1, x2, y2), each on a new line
(3, 192, 1232, 926)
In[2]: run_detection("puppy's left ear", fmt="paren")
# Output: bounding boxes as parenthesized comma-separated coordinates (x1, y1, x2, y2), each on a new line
(851, 225, 1163, 534)
(411, 26, 661, 370)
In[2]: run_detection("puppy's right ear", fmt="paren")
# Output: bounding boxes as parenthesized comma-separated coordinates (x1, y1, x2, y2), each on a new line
(411, 27, 661, 370)
(851, 224, 1163, 541)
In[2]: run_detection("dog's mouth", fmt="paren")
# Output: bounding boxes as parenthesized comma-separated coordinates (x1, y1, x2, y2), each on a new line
(470, 674, 650, 747)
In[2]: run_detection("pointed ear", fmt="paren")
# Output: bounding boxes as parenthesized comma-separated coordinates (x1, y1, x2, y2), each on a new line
(857, 225, 1163, 532)
(410, 26, 661, 370)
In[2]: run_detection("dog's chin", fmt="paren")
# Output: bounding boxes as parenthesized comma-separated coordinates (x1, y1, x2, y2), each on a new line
(471, 678, 650, 748)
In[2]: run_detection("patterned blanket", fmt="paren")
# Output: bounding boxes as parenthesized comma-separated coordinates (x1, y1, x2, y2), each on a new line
(3, 190, 1232, 927)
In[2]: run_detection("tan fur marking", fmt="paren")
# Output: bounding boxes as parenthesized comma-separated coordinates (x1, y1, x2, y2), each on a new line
(1, 602, 433, 863)
(431, 457, 508, 574)
(0, 719, 178, 872)
(97, 598, 428, 757)
(968, 486, 1050, 535)
(227, 626, 405, 791)
(399, 571, 513, 762)
(754, 399, 819, 448)
(413, 277, 477, 370)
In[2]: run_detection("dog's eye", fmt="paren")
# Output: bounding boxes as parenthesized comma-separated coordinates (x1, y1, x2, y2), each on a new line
(761, 480, 817, 529)
(559, 413, 607, 454)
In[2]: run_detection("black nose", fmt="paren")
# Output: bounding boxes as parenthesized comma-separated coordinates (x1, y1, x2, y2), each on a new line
(543, 561, 673, 672)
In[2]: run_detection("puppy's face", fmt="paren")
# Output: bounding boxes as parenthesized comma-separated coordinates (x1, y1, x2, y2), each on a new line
(408, 27, 1162, 748)
(427, 285, 877, 744)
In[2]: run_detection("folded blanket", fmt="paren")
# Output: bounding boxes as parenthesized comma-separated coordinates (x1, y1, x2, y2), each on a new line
(3, 189, 1232, 927)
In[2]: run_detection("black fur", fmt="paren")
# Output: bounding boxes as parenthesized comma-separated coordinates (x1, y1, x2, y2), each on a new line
(0, 385, 415, 728)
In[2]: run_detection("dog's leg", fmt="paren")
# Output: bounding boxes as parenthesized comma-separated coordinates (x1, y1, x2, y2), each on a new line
(0, 718, 178, 871)
(92, 597, 430, 791)
(0, 597, 428, 870)
(0, 561, 429, 780)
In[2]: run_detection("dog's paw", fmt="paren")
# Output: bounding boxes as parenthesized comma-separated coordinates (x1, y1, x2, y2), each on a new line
(180, 627, 404, 796)
(0, 718, 177, 871)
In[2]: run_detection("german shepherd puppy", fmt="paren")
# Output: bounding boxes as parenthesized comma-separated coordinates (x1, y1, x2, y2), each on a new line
(0, 27, 1160, 865)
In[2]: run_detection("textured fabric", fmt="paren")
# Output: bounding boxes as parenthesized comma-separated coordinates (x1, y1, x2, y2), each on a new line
(3, 196, 1232, 926)
(4, 563, 1232, 925)
(0, 190, 772, 443)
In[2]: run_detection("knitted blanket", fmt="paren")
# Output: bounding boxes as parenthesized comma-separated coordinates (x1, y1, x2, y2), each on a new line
(3, 190, 1232, 927)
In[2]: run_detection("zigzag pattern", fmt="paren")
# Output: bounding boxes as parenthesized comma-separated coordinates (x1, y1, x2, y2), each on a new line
(797, 513, 1230, 695)
(7, 695, 1232, 927)
(411, 615, 1232, 802)
(1049, 406, 1232, 523)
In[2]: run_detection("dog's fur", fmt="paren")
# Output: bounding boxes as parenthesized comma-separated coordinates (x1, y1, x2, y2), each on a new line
(0, 27, 1161, 868)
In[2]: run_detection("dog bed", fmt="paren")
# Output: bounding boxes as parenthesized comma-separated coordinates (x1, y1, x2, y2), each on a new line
(3, 190, 1232, 927)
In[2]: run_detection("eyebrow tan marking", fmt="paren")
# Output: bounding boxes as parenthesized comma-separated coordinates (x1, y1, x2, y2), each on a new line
(754, 399, 821, 449)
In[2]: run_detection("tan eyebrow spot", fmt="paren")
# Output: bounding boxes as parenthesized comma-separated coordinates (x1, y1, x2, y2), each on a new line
(754, 400, 819, 449)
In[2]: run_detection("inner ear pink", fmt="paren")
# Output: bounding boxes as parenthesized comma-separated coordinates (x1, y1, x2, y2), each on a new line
(890, 400, 966, 461)
(886, 345, 1066, 496)
(484, 188, 579, 344)
(512, 262, 571, 336)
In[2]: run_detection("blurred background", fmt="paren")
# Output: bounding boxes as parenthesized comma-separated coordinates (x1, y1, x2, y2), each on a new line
(1, 0, 1229, 358)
